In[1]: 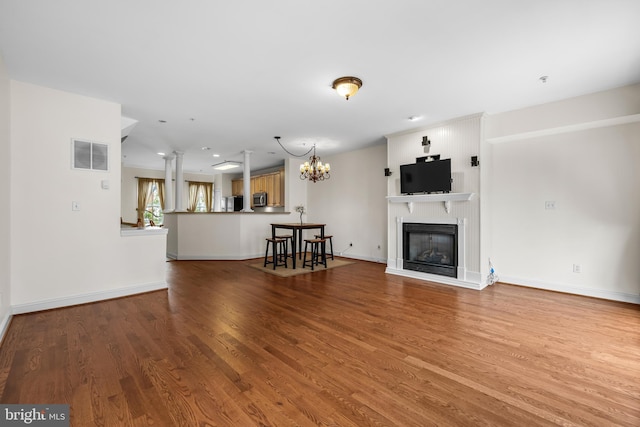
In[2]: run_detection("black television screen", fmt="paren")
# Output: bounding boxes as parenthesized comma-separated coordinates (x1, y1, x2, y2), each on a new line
(400, 159, 452, 194)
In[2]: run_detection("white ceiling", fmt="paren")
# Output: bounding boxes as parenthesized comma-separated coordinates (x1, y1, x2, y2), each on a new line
(1, 0, 639, 173)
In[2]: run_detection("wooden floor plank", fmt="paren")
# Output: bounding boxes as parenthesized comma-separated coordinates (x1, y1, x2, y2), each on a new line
(0, 258, 639, 426)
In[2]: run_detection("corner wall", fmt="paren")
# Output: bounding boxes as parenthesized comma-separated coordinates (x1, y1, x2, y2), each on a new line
(306, 144, 388, 262)
(10, 81, 167, 310)
(0, 55, 11, 335)
(485, 84, 640, 303)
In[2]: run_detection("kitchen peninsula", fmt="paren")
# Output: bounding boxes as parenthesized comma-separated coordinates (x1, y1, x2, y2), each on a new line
(164, 211, 295, 260)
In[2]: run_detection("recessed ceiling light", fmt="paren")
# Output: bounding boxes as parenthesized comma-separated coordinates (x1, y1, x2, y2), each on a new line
(212, 154, 220, 158)
(157, 152, 165, 156)
(408, 116, 422, 121)
(201, 147, 211, 150)
(158, 120, 167, 123)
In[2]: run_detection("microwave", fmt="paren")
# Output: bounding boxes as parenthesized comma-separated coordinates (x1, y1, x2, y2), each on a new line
(253, 192, 267, 207)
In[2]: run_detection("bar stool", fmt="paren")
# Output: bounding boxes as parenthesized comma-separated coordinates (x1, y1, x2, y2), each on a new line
(303, 238, 327, 270)
(275, 234, 294, 262)
(264, 237, 287, 270)
(315, 234, 334, 260)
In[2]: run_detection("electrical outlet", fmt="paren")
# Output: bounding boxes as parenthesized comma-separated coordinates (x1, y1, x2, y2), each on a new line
(349, 242, 353, 247)
(573, 264, 581, 273)
(72, 201, 81, 211)
(545, 201, 556, 210)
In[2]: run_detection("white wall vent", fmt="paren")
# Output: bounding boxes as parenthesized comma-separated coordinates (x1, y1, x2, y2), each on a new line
(72, 139, 109, 171)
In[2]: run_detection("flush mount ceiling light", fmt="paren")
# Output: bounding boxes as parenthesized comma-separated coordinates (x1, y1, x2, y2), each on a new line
(332, 76, 362, 100)
(212, 160, 241, 170)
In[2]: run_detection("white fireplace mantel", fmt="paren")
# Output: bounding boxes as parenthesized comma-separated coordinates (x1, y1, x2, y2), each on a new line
(386, 193, 475, 213)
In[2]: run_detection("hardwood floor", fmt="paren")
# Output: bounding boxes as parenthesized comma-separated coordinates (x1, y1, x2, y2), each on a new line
(0, 259, 638, 426)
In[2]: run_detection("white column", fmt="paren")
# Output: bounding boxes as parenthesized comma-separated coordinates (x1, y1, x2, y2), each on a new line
(163, 154, 175, 212)
(242, 150, 253, 212)
(213, 173, 223, 212)
(174, 151, 185, 211)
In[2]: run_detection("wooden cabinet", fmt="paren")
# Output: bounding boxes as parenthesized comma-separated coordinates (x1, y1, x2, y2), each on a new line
(264, 173, 276, 206)
(253, 175, 267, 193)
(231, 168, 285, 207)
(231, 179, 243, 196)
(264, 171, 283, 206)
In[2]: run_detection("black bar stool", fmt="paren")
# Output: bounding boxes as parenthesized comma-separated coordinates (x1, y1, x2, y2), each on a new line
(303, 238, 327, 270)
(315, 234, 334, 260)
(264, 237, 287, 270)
(275, 234, 294, 262)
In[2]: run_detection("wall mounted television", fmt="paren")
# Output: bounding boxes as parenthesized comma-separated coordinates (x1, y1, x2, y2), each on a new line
(400, 158, 452, 194)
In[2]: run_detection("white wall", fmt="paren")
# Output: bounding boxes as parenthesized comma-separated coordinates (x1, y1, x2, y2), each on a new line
(306, 144, 388, 262)
(10, 81, 167, 310)
(485, 84, 640, 303)
(0, 55, 11, 333)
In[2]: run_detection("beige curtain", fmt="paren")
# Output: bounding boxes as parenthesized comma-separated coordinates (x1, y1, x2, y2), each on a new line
(137, 178, 154, 220)
(137, 178, 165, 219)
(157, 181, 165, 210)
(188, 182, 199, 212)
(187, 181, 214, 212)
(203, 183, 213, 212)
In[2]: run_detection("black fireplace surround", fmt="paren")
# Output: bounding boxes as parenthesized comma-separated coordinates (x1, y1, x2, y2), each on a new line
(403, 223, 458, 278)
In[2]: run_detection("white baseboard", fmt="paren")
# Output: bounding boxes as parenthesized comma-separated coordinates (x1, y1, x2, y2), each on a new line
(0, 310, 12, 344)
(386, 267, 487, 290)
(172, 254, 262, 261)
(339, 254, 387, 264)
(11, 281, 168, 315)
(169, 253, 386, 263)
(500, 275, 640, 305)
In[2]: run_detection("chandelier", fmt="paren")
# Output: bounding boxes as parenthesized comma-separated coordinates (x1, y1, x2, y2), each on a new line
(300, 145, 330, 182)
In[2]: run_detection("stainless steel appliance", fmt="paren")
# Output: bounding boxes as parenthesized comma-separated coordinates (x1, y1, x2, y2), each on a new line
(226, 196, 243, 211)
(253, 192, 267, 207)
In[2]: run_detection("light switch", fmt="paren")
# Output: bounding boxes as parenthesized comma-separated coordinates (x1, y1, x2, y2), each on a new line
(101, 179, 110, 190)
(72, 201, 80, 211)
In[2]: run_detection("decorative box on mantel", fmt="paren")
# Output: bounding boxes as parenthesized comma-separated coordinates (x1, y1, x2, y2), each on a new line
(386, 193, 475, 213)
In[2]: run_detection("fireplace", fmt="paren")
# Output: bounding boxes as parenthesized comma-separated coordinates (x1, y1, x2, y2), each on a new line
(403, 223, 458, 277)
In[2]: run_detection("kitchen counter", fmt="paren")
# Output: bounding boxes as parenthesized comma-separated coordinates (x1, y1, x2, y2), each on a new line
(164, 211, 297, 260)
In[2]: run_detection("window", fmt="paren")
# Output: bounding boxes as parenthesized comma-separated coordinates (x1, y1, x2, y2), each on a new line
(144, 181, 164, 225)
(137, 178, 165, 225)
(188, 181, 213, 212)
(194, 188, 207, 212)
